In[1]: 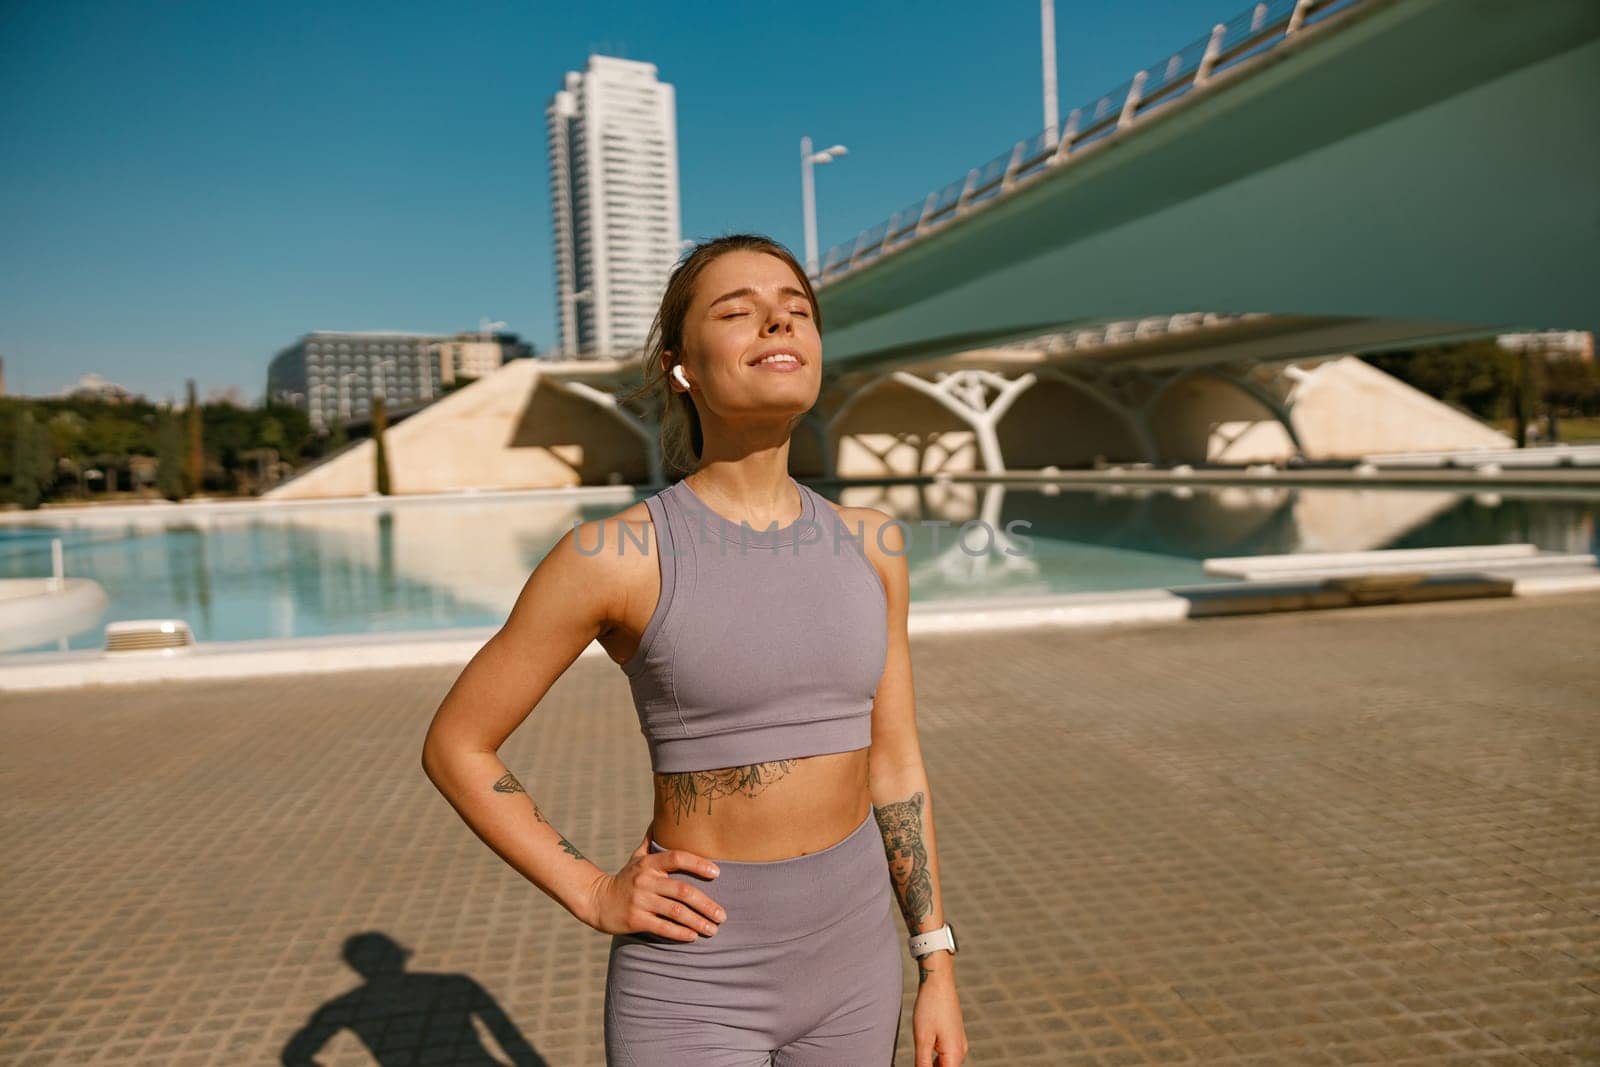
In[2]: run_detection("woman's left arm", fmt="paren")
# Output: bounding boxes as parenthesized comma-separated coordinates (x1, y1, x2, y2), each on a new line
(856, 507, 969, 1067)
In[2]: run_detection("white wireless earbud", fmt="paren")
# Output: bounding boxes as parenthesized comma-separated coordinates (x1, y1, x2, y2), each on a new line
(671, 364, 691, 391)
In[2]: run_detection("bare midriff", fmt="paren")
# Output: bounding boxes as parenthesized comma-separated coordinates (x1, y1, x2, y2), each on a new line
(648, 747, 872, 862)
(601, 504, 877, 862)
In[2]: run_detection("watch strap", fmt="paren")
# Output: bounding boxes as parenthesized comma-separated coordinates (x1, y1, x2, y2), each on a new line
(908, 923, 955, 958)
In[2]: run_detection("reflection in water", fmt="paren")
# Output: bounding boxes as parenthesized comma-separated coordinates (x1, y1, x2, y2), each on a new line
(165, 522, 214, 633)
(377, 510, 396, 600)
(2, 480, 1595, 652)
(280, 931, 547, 1066)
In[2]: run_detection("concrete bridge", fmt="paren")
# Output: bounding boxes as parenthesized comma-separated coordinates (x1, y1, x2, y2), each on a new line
(813, 0, 1599, 366)
(275, 0, 1594, 495)
(774, 0, 1595, 479)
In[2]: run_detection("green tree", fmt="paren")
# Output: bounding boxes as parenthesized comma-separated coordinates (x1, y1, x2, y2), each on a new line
(155, 407, 188, 501)
(202, 399, 258, 491)
(8, 408, 55, 509)
(260, 416, 285, 452)
(47, 410, 89, 497)
(372, 394, 392, 495)
(1362, 340, 1519, 420)
(84, 411, 153, 456)
(267, 402, 314, 462)
(184, 379, 203, 493)
(1544, 351, 1600, 417)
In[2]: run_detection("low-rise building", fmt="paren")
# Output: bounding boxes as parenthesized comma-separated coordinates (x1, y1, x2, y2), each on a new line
(267, 329, 535, 430)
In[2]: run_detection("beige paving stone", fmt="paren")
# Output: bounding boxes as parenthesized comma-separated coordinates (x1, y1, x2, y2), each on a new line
(1, 592, 1597, 1064)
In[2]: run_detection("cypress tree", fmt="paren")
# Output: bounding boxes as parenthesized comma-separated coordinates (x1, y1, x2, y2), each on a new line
(372, 394, 392, 495)
(156, 407, 187, 501)
(184, 379, 203, 493)
(9, 408, 54, 509)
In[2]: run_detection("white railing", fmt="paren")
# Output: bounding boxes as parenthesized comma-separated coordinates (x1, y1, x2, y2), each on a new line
(813, 0, 1365, 284)
(996, 313, 1264, 354)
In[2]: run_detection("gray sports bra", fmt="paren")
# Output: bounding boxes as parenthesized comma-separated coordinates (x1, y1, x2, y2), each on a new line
(619, 475, 889, 773)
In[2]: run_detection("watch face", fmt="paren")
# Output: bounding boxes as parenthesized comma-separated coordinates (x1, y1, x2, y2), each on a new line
(948, 923, 958, 953)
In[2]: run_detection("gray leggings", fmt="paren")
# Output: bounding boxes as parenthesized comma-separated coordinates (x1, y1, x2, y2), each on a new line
(604, 806, 904, 1065)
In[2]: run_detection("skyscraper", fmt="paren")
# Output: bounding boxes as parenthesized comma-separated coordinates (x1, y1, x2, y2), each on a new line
(546, 55, 683, 358)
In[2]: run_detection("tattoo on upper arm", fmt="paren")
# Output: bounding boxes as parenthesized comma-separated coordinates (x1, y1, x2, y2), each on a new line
(874, 790, 933, 929)
(492, 771, 584, 859)
(655, 760, 797, 822)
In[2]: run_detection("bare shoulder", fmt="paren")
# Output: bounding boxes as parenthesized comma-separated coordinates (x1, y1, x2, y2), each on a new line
(505, 496, 657, 641)
(423, 496, 664, 755)
(816, 497, 906, 586)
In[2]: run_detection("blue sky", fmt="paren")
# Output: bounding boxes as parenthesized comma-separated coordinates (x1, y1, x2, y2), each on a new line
(1, 0, 1228, 403)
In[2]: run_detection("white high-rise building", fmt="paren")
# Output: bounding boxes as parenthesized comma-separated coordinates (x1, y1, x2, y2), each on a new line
(546, 55, 683, 358)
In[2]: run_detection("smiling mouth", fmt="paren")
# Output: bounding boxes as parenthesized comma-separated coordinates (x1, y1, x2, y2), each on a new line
(749, 349, 804, 367)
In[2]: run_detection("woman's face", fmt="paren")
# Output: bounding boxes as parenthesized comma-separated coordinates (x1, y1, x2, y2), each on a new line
(674, 250, 820, 416)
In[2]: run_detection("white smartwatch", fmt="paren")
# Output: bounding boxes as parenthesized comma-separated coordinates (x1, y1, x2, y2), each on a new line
(908, 922, 959, 959)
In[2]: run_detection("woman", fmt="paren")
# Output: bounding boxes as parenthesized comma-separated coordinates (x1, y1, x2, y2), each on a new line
(422, 233, 968, 1066)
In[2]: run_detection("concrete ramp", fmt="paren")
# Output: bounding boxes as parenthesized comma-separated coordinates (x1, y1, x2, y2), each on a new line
(1211, 355, 1513, 462)
(266, 360, 646, 499)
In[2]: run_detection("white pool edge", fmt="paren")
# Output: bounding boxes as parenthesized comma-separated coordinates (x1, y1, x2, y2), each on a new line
(7, 573, 1598, 693)
(0, 590, 1194, 692)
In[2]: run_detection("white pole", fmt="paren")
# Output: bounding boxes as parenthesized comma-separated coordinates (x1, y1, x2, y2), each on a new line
(1041, 0, 1059, 147)
(801, 135, 818, 276)
(50, 537, 64, 591)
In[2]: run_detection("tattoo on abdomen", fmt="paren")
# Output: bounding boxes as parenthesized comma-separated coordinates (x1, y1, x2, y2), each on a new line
(874, 790, 933, 928)
(655, 760, 797, 822)
(492, 772, 584, 860)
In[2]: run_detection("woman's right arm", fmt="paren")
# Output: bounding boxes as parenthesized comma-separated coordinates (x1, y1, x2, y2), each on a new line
(419, 520, 725, 940)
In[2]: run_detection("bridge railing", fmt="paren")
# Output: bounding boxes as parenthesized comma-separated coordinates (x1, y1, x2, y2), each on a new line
(815, 0, 1365, 283)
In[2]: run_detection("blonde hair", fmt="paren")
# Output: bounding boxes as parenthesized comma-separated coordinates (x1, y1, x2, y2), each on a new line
(620, 233, 822, 478)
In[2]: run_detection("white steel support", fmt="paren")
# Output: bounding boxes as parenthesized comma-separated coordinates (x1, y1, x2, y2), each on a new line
(566, 380, 664, 486)
(954, 168, 981, 214)
(1118, 70, 1148, 129)
(1000, 140, 1028, 194)
(914, 191, 939, 237)
(1196, 24, 1227, 84)
(1040, 366, 1162, 464)
(1051, 108, 1081, 164)
(881, 212, 901, 255)
(1287, 0, 1314, 35)
(1139, 363, 1308, 460)
(888, 369, 1038, 475)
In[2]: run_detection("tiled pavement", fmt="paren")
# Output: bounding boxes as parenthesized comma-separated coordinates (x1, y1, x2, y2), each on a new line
(2, 594, 1597, 1066)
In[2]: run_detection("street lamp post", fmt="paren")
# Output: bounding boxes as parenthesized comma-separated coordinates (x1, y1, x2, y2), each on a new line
(800, 136, 848, 278)
(1041, 0, 1060, 147)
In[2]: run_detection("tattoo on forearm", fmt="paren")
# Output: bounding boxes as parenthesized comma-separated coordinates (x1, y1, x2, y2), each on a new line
(655, 760, 797, 822)
(492, 772, 582, 859)
(874, 790, 934, 929)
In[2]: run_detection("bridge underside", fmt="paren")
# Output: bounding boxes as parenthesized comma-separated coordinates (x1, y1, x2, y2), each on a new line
(818, 0, 1600, 368)
(807, 352, 1511, 479)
